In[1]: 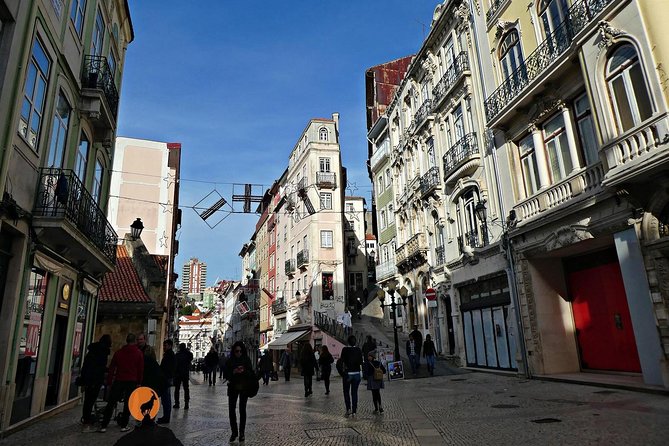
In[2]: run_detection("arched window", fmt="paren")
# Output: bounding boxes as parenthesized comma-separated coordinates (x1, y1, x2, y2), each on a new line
(318, 127, 328, 141)
(455, 187, 483, 250)
(606, 44, 653, 133)
(498, 30, 524, 82)
(538, 0, 569, 37)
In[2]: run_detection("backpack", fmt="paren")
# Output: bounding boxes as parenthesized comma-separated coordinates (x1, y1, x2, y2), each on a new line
(373, 365, 384, 381)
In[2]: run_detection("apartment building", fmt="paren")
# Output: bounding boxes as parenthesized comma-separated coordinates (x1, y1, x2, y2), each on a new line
(182, 257, 207, 296)
(0, 0, 133, 428)
(344, 196, 369, 306)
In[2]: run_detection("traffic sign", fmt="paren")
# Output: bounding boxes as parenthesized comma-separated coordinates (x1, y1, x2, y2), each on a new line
(425, 288, 437, 301)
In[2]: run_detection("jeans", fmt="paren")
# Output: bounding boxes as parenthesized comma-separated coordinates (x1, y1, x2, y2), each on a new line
(174, 375, 190, 406)
(82, 381, 103, 424)
(101, 381, 136, 428)
(228, 389, 248, 436)
(409, 354, 419, 374)
(160, 385, 172, 420)
(342, 372, 361, 413)
(425, 355, 435, 373)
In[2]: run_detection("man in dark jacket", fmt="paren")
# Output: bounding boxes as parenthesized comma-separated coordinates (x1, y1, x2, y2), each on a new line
(173, 343, 193, 409)
(100, 333, 144, 433)
(157, 339, 176, 423)
(80, 334, 112, 432)
(409, 325, 423, 369)
(204, 347, 219, 386)
(113, 414, 184, 446)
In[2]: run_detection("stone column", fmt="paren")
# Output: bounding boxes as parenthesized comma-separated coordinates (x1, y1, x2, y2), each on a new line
(560, 104, 582, 172)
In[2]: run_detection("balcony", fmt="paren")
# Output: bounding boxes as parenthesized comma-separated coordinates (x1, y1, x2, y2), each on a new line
(411, 99, 433, 133)
(296, 249, 309, 269)
(484, 0, 616, 123)
(434, 245, 445, 266)
(80, 55, 119, 130)
(376, 260, 398, 282)
(297, 177, 307, 192)
(420, 166, 440, 197)
(485, 0, 510, 27)
(396, 233, 428, 273)
(284, 259, 296, 276)
(514, 162, 605, 223)
(432, 52, 469, 109)
(443, 132, 480, 182)
(272, 299, 287, 315)
(370, 141, 391, 171)
(33, 169, 118, 275)
(601, 113, 669, 187)
(316, 171, 336, 189)
(457, 230, 485, 254)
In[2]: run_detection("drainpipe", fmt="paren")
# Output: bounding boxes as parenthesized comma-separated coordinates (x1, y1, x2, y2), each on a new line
(469, 6, 530, 378)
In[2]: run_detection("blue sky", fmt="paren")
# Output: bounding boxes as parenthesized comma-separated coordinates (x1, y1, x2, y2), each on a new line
(118, 1, 438, 284)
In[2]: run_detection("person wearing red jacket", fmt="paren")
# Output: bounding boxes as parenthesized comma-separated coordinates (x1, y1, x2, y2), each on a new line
(99, 333, 144, 433)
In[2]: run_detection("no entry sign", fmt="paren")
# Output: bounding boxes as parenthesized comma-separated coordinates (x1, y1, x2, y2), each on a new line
(425, 288, 437, 301)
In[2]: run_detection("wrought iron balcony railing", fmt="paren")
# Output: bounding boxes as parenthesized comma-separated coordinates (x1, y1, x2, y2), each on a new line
(316, 171, 336, 188)
(432, 52, 469, 107)
(285, 259, 296, 275)
(82, 55, 119, 118)
(420, 166, 440, 197)
(485, 0, 509, 26)
(457, 230, 485, 254)
(443, 132, 479, 178)
(34, 168, 118, 264)
(412, 99, 433, 132)
(484, 0, 616, 122)
(435, 245, 445, 266)
(297, 177, 307, 191)
(297, 249, 309, 268)
(271, 299, 287, 315)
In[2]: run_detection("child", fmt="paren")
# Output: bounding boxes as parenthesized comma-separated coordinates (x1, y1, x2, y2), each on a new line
(363, 350, 386, 413)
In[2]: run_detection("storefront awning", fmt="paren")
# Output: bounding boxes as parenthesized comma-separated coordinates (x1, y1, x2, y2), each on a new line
(266, 329, 310, 350)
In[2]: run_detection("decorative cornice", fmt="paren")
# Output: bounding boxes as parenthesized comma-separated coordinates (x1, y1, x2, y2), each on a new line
(597, 20, 624, 49)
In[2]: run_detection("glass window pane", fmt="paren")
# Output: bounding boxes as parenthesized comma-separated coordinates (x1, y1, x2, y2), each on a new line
(21, 99, 31, 120)
(559, 132, 572, 173)
(546, 140, 562, 181)
(574, 94, 590, 116)
(630, 63, 653, 122)
(34, 77, 46, 112)
(611, 76, 634, 131)
(25, 64, 37, 97)
(608, 45, 636, 74)
(32, 40, 50, 74)
(544, 114, 564, 136)
(577, 116, 599, 165)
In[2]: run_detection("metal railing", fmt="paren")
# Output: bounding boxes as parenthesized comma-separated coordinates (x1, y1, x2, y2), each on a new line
(284, 259, 296, 275)
(81, 55, 119, 118)
(296, 249, 309, 268)
(412, 99, 432, 131)
(443, 132, 479, 178)
(486, 0, 508, 26)
(457, 230, 484, 254)
(484, 0, 616, 122)
(271, 300, 287, 315)
(316, 171, 336, 187)
(435, 245, 446, 266)
(420, 166, 440, 196)
(297, 177, 307, 191)
(376, 260, 397, 281)
(314, 311, 365, 347)
(34, 168, 118, 264)
(432, 52, 469, 107)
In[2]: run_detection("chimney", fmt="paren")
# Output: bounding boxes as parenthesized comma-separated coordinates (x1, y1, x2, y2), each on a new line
(332, 112, 340, 139)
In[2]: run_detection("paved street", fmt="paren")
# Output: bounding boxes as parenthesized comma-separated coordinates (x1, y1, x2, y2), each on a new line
(1, 371, 668, 446)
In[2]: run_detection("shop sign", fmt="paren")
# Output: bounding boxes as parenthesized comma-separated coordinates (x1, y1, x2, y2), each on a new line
(25, 312, 42, 356)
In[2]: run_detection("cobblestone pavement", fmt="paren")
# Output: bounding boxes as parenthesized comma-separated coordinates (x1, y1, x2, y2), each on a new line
(1, 371, 668, 445)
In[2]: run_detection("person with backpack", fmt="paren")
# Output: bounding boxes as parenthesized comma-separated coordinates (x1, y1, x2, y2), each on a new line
(317, 345, 334, 395)
(173, 343, 193, 410)
(336, 335, 363, 417)
(363, 350, 386, 413)
(79, 334, 112, 432)
(224, 341, 255, 443)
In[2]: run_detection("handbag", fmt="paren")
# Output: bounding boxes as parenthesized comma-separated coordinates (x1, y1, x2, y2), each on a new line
(243, 369, 260, 398)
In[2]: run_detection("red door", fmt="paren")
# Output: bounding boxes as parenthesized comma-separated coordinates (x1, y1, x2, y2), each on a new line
(568, 262, 641, 372)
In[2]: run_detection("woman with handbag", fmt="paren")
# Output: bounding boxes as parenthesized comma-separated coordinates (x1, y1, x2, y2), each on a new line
(224, 341, 254, 443)
(363, 350, 386, 413)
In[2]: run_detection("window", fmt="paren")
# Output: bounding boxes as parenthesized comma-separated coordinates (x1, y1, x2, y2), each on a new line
(303, 235, 307, 249)
(320, 230, 333, 248)
(70, 0, 86, 36)
(543, 114, 573, 182)
(74, 133, 89, 180)
(345, 202, 354, 213)
(269, 253, 275, 269)
(607, 44, 653, 133)
(320, 192, 332, 210)
(456, 188, 483, 248)
(107, 51, 117, 84)
(93, 158, 103, 204)
(380, 210, 387, 229)
(377, 176, 384, 194)
(319, 127, 328, 141)
(322, 272, 334, 300)
(19, 38, 51, 149)
(303, 274, 308, 292)
(91, 9, 105, 57)
(385, 168, 391, 188)
(442, 37, 455, 74)
(46, 91, 71, 168)
(453, 105, 465, 142)
(538, 0, 569, 37)
(499, 31, 524, 85)
(319, 157, 331, 172)
(519, 135, 540, 196)
(573, 94, 599, 165)
(388, 204, 394, 225)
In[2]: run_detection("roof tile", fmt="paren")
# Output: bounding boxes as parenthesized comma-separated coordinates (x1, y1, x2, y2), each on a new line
(99, 245, 152, 303)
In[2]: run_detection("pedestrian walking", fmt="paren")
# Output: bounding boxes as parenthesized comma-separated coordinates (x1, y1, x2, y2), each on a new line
(406, 334, 419, 376)
(341, 308, 352, 334)
(355, 298, 363, 319)
(158, 339, 176, 424)
(409, 325, 423, 369)
(361, 335, 375, 359)
(173, 343, 193, 410)
(224, 341, 255, 443)
(363, 350, 386, 413)
(423, 334, 437, 376)
(317, 345, 334, 395)
(205, 346, 219, 386)
(336, 334, 363, 417)
(279, 347, 292, 381)
(259, 350, 273, 385)
(314, 347, 321, 381)
(79, 334, 111, 432)
(300, 343, 318, 397)
(99, 333, 144, 433)
(219, 350, 227, 380)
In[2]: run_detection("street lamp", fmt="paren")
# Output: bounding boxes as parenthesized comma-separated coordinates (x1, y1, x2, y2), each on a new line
(377, 279, 408, 362)
(130, 218, 144, 240)
(474, 200, 489, 245)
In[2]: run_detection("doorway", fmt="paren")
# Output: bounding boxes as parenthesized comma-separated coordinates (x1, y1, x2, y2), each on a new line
(45, 314, 67, 407)
(566, 250, 641, 373)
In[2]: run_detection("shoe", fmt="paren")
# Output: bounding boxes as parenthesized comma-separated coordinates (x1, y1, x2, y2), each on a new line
(120, 426, 131, 432)
(379, 407, 384, 413)
(373, 408, 378, 413)
(229, 433, 237, 442)
(213, 383, 216, 386)
(344, 410, 350, 417)
(173, 404, 180, 409)
(184, 403, 189, 410)
(351, 412, 356, 418)
(156, 417, 170, 424)
(325, 391, 330, 395)
(82, 424, 97, 433)
(98, 427, 106, 433)
(239, 434, 245, 442)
